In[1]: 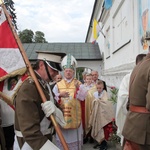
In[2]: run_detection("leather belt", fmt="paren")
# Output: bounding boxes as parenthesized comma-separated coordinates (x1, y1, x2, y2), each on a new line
(129, 105, 150, 113)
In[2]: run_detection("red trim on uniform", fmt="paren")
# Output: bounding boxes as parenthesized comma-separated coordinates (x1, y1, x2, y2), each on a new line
(21, 74, 28, 81)
(9, 105, 15, 110)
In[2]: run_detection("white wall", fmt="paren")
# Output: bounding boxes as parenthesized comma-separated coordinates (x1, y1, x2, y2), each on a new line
(77, 60, 103, 75)
(103, 0, 135, 70)
(87, 0, 149, 89)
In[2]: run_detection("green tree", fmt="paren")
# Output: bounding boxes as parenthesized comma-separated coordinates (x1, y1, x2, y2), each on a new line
(34, 31, 47, 43)
(4, 0, 18, 30)
(18, 29, 34, 43)
(76, 67, 85, 81)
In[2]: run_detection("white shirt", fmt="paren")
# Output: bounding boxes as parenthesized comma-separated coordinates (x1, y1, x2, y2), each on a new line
(93, 91, 104, 99)
(0, 99, 14, 127)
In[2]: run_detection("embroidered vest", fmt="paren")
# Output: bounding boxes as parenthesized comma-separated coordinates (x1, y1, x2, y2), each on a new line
(57, 79, 81, 129)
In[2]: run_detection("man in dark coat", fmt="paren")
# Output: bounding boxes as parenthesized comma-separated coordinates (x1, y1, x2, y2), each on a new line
(122, 46, 150, 149)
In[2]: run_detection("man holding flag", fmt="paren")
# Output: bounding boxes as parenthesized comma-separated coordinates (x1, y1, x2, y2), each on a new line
(0, 2, 67, 149)
(13, 51, 66, 150)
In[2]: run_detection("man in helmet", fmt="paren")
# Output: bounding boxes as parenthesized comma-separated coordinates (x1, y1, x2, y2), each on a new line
(53, 54, 84, 150)
(14, 51, 66, 150)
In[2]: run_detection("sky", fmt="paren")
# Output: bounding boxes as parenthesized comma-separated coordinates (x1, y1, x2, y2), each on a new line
(13, 0, 95, 43)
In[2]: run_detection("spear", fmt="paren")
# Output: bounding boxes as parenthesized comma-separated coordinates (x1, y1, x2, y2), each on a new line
(0, 1, 69, 149)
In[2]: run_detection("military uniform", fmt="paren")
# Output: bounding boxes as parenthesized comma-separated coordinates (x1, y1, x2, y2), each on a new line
(14, 73, 54, 149)
(122, 53, 150, 148)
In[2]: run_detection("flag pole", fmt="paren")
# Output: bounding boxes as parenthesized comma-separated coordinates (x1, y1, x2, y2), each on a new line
(0, 3, 69, 150)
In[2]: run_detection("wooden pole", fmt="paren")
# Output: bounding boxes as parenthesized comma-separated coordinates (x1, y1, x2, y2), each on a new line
(1, 3, 69, 150)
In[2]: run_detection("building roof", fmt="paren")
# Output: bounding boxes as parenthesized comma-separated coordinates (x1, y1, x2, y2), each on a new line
(22, 43, 102, 61)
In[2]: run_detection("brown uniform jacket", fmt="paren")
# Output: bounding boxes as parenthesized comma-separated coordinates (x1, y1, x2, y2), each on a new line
(122, 53, 150, 145)
(14, 73, 52, 149)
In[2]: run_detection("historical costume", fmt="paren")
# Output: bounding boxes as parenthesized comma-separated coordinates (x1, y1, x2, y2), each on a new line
(53, 54, 84, 150)
(122, 53, 150, 149)
(85, 85, 97, 135)
(14, 51, 66, 150)
(89, 90, 114, 143)
(81, 82, 94, 133)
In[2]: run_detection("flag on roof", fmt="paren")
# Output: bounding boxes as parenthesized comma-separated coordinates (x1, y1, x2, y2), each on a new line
(0, 7, 26, 82)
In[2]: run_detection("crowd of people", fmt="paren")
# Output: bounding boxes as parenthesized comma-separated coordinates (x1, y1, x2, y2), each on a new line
(0, 49, 150, 150)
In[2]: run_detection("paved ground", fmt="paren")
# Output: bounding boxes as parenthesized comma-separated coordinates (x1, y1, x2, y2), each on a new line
(53, 136, 122, 150)
(82, 141, 122, 150)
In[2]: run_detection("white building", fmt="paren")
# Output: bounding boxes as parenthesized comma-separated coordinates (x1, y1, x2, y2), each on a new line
(86, 0, 149, 88)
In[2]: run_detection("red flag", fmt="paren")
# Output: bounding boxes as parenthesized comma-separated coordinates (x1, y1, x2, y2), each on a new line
(0, 7, 26, 82)
(0, 7, 27, 105)
(0, 5, 69, 149)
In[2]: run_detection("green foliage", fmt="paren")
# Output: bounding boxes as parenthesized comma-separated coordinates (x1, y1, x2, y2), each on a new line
(109, 132, 121, 144)
(18, 29, 34, 43)
(107, 87, 120, 144)
(108, 120, 121, 144)
(4, 0, 17, 30)
(34, 31, 47, 43)
(108, 87, 118, 104)
(18, 29, 48, 43)
(76, 67, 85, 81)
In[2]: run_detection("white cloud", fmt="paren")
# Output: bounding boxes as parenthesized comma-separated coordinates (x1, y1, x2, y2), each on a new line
(13, 0, 94, 42)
